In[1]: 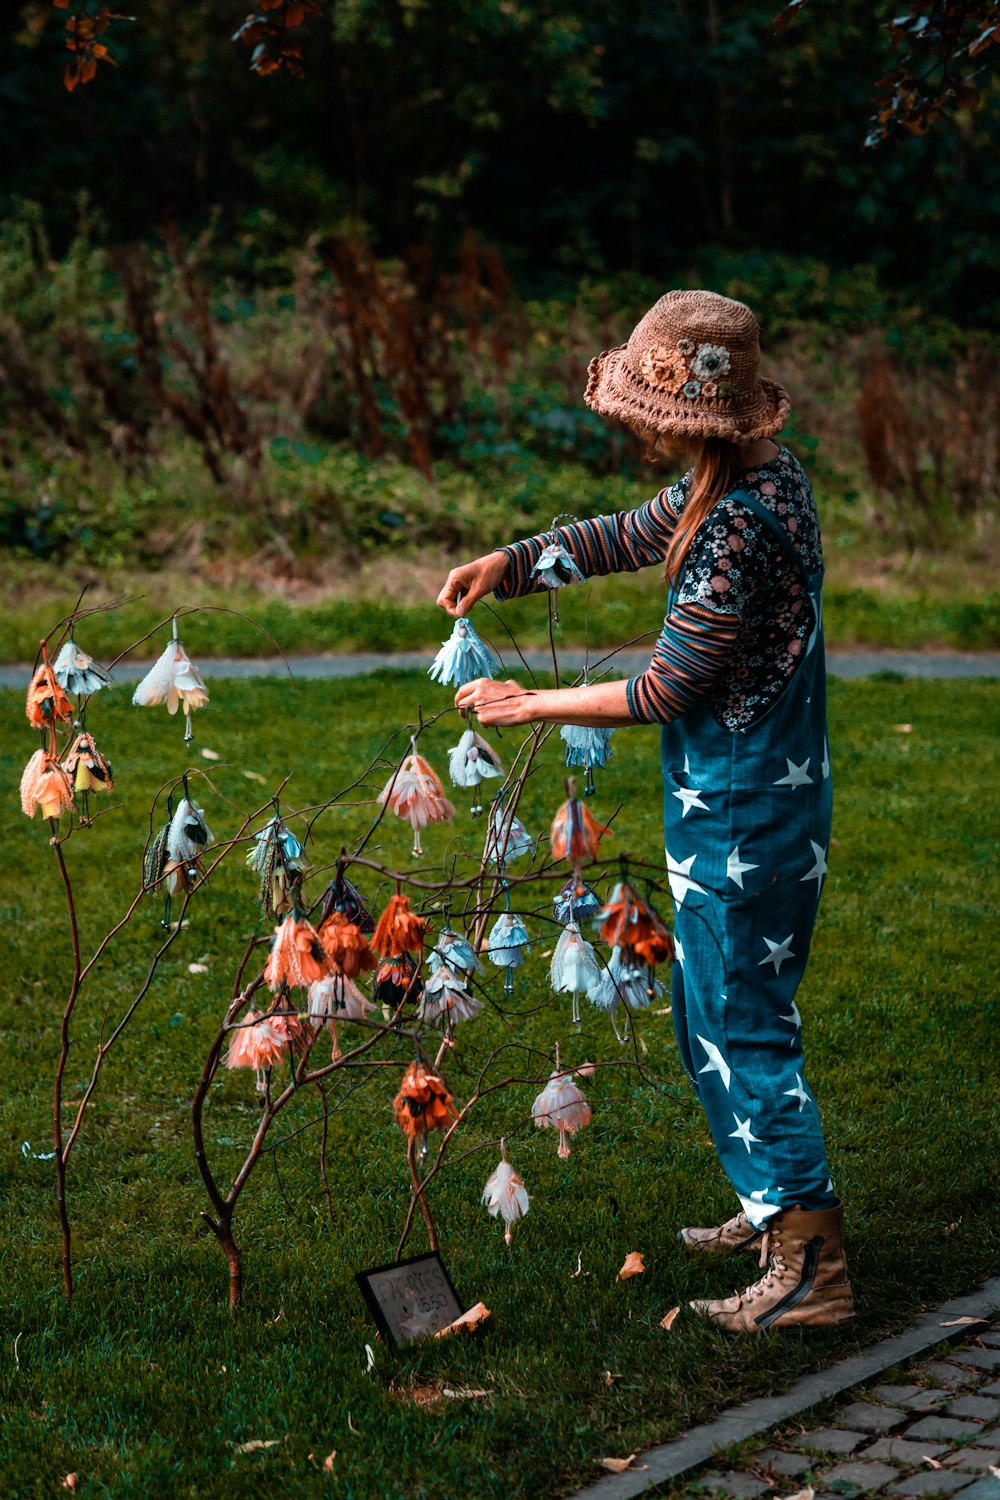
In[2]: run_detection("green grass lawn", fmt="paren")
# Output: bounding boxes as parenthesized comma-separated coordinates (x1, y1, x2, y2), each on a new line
(0, 671, 997, 1499)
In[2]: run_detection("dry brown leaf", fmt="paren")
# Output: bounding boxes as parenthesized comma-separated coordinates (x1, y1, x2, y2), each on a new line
(940, 1317, 981, 1326)
(922, 1457, 944, 1470)
(243, 770, 266, 783)
(323, 1451, 336, 1472)
(782, 1488, 815, 1500)
(200, 747, 220, 760)
(433, 1301, 491, 1338)
(575, 1061, 597, 1078)
(618, 1252, 645, 1280)
(600, 1454, 638, 1474)
(235, 1439, 279, 1454)
(660, 1305, 681, 1330)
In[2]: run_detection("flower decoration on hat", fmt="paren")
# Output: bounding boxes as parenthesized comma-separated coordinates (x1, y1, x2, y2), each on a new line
(690, 343, 731, 382)
(638, 344, 688, 391)
(132, 621, 208, 743)
(482, 1144, 529, 1245)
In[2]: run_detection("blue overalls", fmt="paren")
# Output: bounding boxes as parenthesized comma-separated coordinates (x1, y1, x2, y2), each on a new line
(662, 490, 836, 1230)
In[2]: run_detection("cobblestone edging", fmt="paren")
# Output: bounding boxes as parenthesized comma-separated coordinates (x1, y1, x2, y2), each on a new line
(572, 1278, 1000, 1500)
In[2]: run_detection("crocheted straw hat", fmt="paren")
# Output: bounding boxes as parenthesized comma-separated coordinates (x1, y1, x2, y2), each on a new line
(584, 289, 790, 445)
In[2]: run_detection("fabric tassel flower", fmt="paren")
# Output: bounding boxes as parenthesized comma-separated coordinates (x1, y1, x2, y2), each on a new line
(61, 732, 113, 796)
(264, 912, 330, 991)
(132, 631, 209, 742)
(318, 910, 376, 979)
(448, 727, 504, 816)
(532, 1060, 591, 1160)
(167, 795, 213, 872)
(553, 877, 602, 927)
(530, 539, 586, 590)
(52, 638, 113, 696)
(26, 662, 72, 729)
(417, 965, 482, 1029)
(20, 750, 74, 820)
(561, 724, 615, 796)
(377, 744, 454, 857)
(308, 970, 375, 1058)
(484, 799, 535, 865)
(225, 1010, 290, 1092)
(591, 946, 667, 1042)
(550, 921, 603, 1025)
(599, 881, 674, 966)
(487, 911, 530, 995)
(393, 1060, 459, 1138)
(428, 925, 482, 976)
(247, 815, 308, 917)
(372, 893, 427, 958)
(320, 874, 375, 934)
(482, 1150, 530, 1245)
(428, 616, 499, 687)
(550, 794, 609, 868)
(374, 953, 423, 1009)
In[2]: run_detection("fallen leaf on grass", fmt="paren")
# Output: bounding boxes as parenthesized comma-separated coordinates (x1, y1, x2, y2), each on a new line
(575, 1061, 597, 1078)
(782, 1488, 814, 1500)
(604, 1371, 620, 1386)
(61, 1478, 76, 1492)
(442, 1387, 491, 1400)
(660, 1306, 680, 1330)
(243, 770, 266, 783)
(618, 1252, 645, 1280)
(570, 1253, 589, 1278)
(188, 962, 210, 975)
(434, 1302, 491, 1338)
(988, 1465, 1000, 1479)
(364, 1344, 375, 1372)
(235, 1439, 280, 1454)
(200, 747, 220, 760)
(940, 1317, 981, 1326)
(599, 1454, 646, 1474)
(923, 1457, 944, 1470)
(323, 1452, 336, 1472)
(893, 723, 913, 733)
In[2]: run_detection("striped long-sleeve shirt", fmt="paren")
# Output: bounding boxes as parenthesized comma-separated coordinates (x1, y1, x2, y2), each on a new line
(494, 487, 741, 724)
(494, 447, 821, 729)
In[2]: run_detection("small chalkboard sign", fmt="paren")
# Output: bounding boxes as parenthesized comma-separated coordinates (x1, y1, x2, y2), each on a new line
(355, 1252, 464, 1346)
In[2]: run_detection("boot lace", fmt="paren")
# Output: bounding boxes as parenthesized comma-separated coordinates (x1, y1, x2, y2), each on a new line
(740, 1225, 788, 1302)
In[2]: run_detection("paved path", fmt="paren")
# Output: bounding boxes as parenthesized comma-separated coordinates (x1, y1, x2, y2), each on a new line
(2, 649, 998, 688)
(574, 1279, 1000, 1500)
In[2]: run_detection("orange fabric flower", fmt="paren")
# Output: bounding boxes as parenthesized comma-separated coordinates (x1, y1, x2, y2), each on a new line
(20, 750, 74, 820)
(600, 881, 674, 965)
(550, 797, 609, 866)
(263, 913, 330, 991)
(318, 911, 376, 978)
(393, 1061, 458, 1138)
(372, 894, 427, 958)
(26, 663, 72, 729)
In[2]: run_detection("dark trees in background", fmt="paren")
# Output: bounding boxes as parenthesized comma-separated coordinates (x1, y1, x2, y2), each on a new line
(1, 1, 998, 320)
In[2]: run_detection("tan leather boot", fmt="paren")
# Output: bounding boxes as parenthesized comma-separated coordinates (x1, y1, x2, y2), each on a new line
(678, 1209, 763, 1255)
(689, 1201, 855, 1332)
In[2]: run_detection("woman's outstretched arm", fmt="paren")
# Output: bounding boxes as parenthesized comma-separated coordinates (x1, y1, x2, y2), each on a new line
(454, 676, 636, 728)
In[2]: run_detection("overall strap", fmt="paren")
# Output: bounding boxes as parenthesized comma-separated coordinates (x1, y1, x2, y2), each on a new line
(726, 487, 810, 579)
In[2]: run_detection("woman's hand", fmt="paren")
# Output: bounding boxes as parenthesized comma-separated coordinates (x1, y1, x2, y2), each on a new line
(436, 551, 510, 617)
(454, 677, 533, 727)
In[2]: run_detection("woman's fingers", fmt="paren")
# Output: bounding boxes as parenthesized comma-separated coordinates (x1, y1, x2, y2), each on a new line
(453, 677, 527, 727)
(436, 553, 509, 617)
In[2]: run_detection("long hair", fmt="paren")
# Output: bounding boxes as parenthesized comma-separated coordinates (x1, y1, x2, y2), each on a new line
(657, 436, 745, 586)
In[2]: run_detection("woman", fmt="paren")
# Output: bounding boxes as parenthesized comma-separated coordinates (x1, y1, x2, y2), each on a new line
(436, 290, 854, 1333)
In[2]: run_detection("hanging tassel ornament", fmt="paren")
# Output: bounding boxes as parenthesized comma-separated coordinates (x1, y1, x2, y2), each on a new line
(417, 964, 483, 1030)
(529, 532, 585, 626)
(532, 1047, 591, 1160)
(377, 741, 454, 857)
(428, 616, 499, 687)
(52, 637, 113, 697)
(561, 723, 615, 797)
(487, 910, 530, 996)
(599, 879, 674, 967)
(482, 1144, 530, 1245)
(308, 969, 376, 1059)
(393, 1061, 459, 1139)
(247, 814, 309, 917)
(131, 619, 209, 743)
(550, 782, 610, 870)
(165, 790, 213, 892)
(372, 893, 427, 958)
(225, 1010, 291, 1093)
(550, 921, 602, 1026)
(264, 912, 330, 991)
(428, 925, 482, 977)
(448, 727, 504, 816)
(61, 731, 113, 824)
(553, 877, 602, 928)
(26, 660, 73, 730)
(591, 946, 667, 1042)
(374, 953, 423, 1010)
(318, 910, 376, 979)
(320, 873, 375, 934)
(20, 750, 74, 821)
(484, 794, 535, 865)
